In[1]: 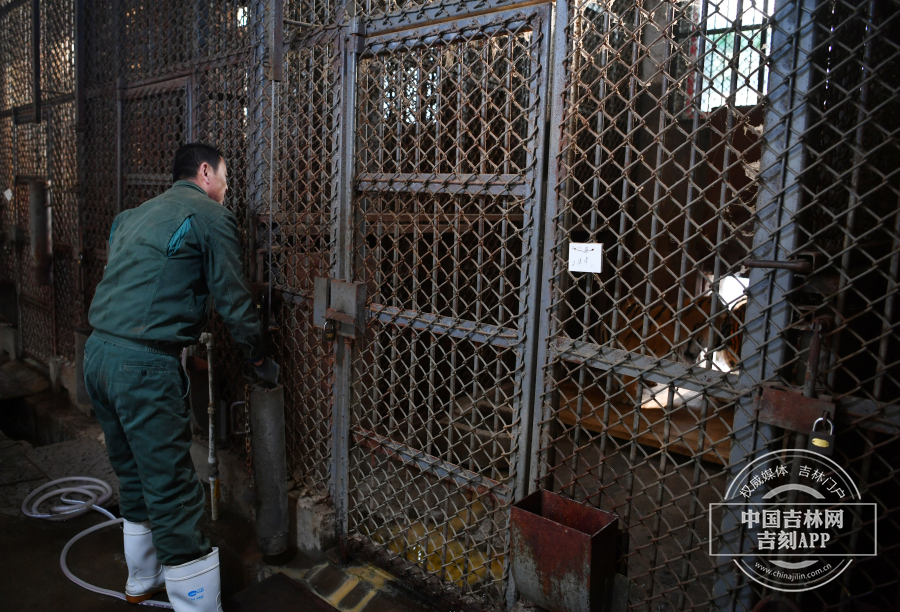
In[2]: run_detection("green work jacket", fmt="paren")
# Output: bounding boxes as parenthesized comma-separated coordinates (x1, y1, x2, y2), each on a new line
(88, 180, 263, 361)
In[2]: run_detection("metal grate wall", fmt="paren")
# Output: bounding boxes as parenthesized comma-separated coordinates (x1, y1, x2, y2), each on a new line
(1, 0, 79, 365)
(791, 0, 900, 607)
(1, 0, 898, 610)
(534, 0, 900, 609)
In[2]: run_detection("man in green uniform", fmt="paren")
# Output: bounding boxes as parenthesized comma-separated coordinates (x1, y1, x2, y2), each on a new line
(84, 143, 279, 612)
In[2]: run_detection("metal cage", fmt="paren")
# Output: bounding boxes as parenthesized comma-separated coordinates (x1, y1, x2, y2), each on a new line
(1, 0, 897, 609)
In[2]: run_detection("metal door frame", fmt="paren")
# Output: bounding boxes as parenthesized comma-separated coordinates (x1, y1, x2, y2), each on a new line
(709, 0, 819, 607)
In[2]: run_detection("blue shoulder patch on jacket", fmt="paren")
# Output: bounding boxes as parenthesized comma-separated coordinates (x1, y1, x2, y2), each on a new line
(167, 216, 194, 257)
(108, 218, 117, 245)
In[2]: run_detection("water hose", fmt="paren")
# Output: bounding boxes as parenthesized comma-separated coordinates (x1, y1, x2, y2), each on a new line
(22, 477, 173, 609)
(26, 338, 220, 604)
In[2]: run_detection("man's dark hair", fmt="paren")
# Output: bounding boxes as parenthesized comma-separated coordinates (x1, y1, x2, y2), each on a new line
(172, 143, 225, 182)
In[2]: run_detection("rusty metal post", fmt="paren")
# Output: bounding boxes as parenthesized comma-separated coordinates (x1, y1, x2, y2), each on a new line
(330, 16, 363, 551)
(531, 0, 570, 498)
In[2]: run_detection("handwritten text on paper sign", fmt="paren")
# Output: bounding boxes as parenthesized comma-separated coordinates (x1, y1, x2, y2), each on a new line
(568, 243, 603, 273)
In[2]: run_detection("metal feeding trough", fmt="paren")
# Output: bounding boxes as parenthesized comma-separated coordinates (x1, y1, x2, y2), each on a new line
(511, 490, 620, 612)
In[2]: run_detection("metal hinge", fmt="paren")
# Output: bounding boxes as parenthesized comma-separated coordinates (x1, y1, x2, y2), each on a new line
(348, 17, 365, 55)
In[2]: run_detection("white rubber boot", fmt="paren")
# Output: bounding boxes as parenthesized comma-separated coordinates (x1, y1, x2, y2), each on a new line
(163, 548, 222, 612)
(123, 519, 167, 603)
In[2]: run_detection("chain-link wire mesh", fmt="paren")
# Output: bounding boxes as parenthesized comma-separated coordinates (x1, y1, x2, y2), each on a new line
(1, 1, 34, 110)
(82, 0, 115, 88)
(2, 1, 898, 609)
(50, 101, 80, 360)
(120, 1, 193, 82)
(74, 0, 340, 492)
(122, 85, 188, 211)
(787, 0, 899, 607)
(14, 117, 55, 363)
(15, 177, 54, 363)
(0, 0, 76, 362)
(80, 90, 116, 313)
(346, 8, 548, 607)
(194, 57, 254, 437)
(536, 0, 900, 609)
(267, 36, 341, 493)
(41, 0, 74, 102)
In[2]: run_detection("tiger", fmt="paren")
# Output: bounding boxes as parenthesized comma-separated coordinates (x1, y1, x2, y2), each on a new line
(599, 294, 745, 402)
(717, 297, 746, 370)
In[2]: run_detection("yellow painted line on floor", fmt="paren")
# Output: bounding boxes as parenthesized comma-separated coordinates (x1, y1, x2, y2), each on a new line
(267, 561, 383, 612)
(325, 576, 359, 607)
(345, 563, 396, 592)
(343, 587, 378, 612)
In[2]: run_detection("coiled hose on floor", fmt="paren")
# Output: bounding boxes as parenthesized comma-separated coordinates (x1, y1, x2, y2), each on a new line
(22, 477, 173, 609)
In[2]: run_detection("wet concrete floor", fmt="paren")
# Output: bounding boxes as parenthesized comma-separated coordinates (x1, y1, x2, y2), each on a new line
(0, 359, 436, 612)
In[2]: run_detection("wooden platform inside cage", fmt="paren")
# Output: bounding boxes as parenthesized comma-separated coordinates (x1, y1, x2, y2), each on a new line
(556, 383, 733, 465)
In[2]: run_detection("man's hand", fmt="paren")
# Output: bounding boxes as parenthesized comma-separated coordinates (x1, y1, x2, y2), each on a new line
(252, 357, 280, 388)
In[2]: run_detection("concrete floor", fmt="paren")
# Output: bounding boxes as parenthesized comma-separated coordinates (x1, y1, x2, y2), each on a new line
(0, 421, 256, 610)
(0, 358, 436, 612)
(0, 511, 134, 611)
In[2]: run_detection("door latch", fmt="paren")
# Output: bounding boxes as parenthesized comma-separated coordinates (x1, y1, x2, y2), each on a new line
(744, 255, 813, 275)
(755, 316, 835, 433)
(314, 277, 367, 339)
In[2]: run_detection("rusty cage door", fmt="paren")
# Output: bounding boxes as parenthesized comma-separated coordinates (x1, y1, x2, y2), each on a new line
(333, 3, 553, 606)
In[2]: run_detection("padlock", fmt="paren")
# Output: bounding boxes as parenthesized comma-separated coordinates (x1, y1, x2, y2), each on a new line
(322, 319, 336, 342)
(807, 416, 835, 456)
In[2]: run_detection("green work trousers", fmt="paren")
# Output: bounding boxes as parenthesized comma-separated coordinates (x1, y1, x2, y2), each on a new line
(83, 332, 210, 566)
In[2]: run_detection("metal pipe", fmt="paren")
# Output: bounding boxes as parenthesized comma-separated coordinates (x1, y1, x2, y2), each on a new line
(283, 17, 315, 28)
(270, 0, 284, 82)
(743, 259, 812, 274)
(199, 332, 219, 521)
(249, 383, 288, 556)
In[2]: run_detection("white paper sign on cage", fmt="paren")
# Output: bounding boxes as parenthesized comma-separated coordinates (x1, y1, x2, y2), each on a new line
(568, 243, 603, 273)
